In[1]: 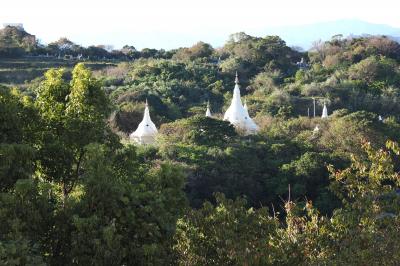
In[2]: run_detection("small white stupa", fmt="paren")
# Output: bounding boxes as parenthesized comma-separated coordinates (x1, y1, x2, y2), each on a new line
(313, 124, 320, 133)
(130, 100, 158, 145)
(321, 103, 328, 119)
(205, 101, 212, 117)
(243, 99, 249, 115)
(223, 72, 258, 134)
(243, 99, 258, 132)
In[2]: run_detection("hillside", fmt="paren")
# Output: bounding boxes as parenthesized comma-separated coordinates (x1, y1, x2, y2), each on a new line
(2, 29, 400, 264)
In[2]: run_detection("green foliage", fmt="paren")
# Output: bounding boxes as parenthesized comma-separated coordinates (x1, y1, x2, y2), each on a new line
(160, 115, 237, 147)
(0, 26, 37, 57)
(0, 144, 35, 192)
(34, 63, 118, 204)
(0, 238, 46, 266)
(0, 86, 36, 191)
(172, 41, 214, 61)
(221, 33, 301, 78)
(348, 55, 400, 86)
(159, 115, 344, 212)
(175, 140, 400, 265)
(322, 141, 400, 264)
(68, 144, 187, 265)
(174, 193, 278, 265)
(0, 179, 54, 265)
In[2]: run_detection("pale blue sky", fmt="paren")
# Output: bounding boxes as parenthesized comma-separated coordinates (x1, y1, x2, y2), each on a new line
(1, 0, 399, 49)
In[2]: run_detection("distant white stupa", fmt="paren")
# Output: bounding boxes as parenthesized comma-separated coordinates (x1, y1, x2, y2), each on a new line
(313, 124, 320, 133)
(130, 100, 158, 144)
(205, 101, 212, 117)
(223, 72, 258, 134)
(321, 103, 328, 119)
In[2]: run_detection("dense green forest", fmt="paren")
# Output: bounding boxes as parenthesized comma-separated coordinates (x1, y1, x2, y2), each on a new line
(2, 26, 400, 265)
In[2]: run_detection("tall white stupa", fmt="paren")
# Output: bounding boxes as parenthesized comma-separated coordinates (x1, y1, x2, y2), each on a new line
(130, 100, 158, 144)
(223, 72, 258, 134)
(321, 103, 328, 119)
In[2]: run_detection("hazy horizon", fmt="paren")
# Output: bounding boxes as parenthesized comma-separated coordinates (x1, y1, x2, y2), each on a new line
(2, 0, 400, 50)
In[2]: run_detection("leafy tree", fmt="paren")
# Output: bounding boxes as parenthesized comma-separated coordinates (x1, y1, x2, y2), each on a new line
(221, 33, 301, 79)
(159, 115, 237, 147)
(174, 193, 279, 265)
(172, 41, 214, 61)
(0, 86, 36, 191)
(69, 144, 187, 265)
(0, 179, 54, 265)
(348, 55, 399, 86)
(35, 63, 116, 202)
(47, 37, 84, 56)
(0, 26, 38, 57)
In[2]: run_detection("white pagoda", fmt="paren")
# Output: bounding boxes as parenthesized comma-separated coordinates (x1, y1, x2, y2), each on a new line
(321, 103, 328, 119)
(205, 101, 212, 117)
(130, 100, 158, 145)
(223, 72, 258, 134)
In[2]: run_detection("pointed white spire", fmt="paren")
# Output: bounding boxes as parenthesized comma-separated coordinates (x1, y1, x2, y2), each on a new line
(206, 101, 212, 117)
(243, 99, 258, 133)
(321, 102, 328, 119)
(130, 99, 158, 145)
(223, 72, 258, 135)
(243, 98, 249, 115)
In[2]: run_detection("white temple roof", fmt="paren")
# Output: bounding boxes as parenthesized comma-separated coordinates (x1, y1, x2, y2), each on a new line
(223, 72, 258, 134)
(130, 100, 158, 144)
(321, 103, 328, 119)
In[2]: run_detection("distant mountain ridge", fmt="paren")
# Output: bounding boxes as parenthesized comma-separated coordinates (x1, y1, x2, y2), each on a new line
(257, 19, 400, 50)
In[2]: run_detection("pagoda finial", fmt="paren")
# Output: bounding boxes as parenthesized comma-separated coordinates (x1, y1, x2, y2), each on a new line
(145, 98, 148, 107)
(235, 71, 239, 84)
